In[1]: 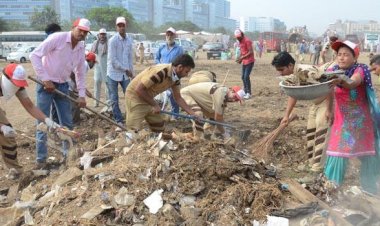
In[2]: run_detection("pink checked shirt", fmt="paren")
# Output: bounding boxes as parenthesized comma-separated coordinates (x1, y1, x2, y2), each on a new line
(30, 32, 87, 97)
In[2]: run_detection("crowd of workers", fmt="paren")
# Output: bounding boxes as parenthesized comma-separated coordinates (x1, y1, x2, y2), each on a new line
(0, 16, 380, 195)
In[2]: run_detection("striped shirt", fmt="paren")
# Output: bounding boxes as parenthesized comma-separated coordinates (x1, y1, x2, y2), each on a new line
(107, 33, 134, 82)
(126, 64, 179, 103)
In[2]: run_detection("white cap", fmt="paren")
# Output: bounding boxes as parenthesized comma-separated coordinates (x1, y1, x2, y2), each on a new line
(166, 27, 176, 34)
(73, 18, 91, 32)
(99, 28, 106, 34)
(116, 17, 126, 25)
(234, 29, 242, 38)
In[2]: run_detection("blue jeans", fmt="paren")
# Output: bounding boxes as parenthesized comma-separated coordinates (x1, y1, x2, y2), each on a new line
(36, 82, 72, 163)
(107, 76, 129, 123)
(242, 62, 254, 94)
(169, 89, 179, 116)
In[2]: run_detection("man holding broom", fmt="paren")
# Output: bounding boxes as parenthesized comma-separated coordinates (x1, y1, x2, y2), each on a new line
(271, 51, 333, 172)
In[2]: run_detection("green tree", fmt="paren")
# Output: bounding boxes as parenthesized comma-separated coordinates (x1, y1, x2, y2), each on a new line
(138, 21, 161, 39)
(6, 21, 31, 31)
(210, 26, 232, 35)
(30, 6, 60, 31)
(0, 18, 9, 32)
(85, 7, 140, 32)
(160, 21, 201, 32)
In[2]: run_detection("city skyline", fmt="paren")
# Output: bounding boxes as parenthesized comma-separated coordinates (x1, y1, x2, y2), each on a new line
(230, 0, 380, 35)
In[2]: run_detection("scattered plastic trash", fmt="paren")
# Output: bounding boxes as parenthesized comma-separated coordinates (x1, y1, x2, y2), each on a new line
(80, 152, 93, 169)
(252, 215, 289, 226)
(143, 189, 164, 214)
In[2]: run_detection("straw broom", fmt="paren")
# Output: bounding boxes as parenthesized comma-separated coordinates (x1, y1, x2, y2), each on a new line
(251, 114, 298, 160)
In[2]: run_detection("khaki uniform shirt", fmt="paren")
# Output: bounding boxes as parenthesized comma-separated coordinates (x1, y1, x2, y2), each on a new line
(181, 82, 227, 115)
(188, 70, 215, 85)
(126, 64, 179, 103)
(322, 42, 334, 62)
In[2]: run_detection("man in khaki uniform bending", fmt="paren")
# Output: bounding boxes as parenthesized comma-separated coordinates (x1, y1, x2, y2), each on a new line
(125, 54, 197, 138)
(180, 82, 245, 139)
(188, 70, 216, 85)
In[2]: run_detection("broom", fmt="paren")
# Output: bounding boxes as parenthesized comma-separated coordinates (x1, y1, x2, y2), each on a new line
(251, 114, 298, 160)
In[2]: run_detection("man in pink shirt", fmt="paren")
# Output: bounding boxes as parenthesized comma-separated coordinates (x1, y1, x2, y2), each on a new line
(30, 18, 90, 168)
(235, 29, 255, 99)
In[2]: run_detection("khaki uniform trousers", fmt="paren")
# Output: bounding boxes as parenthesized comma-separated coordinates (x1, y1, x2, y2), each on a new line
(126, 99, 165, 133)
(0, 108, 22, 172)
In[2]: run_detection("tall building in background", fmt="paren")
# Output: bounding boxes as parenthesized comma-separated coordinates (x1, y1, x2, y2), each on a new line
(1, 0, 236, 32)
(208, 0, 235, 31)
(241, 17, 286, 33)
(239, 17, 249, 32)
(70, 0, 120, 21)
(122, 0, 153, 22)
(327, 20, 380, 39)
(190, 1, 209, 30)
(0, 0, 51, 24)
(52, 0, 71, 22)
(162, 0, 186, 26)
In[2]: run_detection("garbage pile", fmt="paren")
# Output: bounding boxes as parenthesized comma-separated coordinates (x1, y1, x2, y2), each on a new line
(0, 114, 287, 225)
(1, 112, 380, 226)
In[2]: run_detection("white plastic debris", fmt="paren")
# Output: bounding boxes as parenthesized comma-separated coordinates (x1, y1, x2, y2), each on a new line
(143, 189, 164, 214)
(252, 216, 289, 226)
(114, 187, 135, 206)
(80, 152, 93, 169)
(138, 168, 152, 181)
(347, 186, 363, 196)
(24, 209, 34, 225)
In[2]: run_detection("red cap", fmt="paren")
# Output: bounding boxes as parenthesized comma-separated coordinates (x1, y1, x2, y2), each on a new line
(3, 63, 28, 87)
(231, 85, 245, 101)
(331, 40, 360, 58)
(73, 18, 91, 32)
(85, 51, 96, 62)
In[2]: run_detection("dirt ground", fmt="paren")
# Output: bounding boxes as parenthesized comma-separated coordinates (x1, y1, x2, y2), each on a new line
(0, 51, 378, 225)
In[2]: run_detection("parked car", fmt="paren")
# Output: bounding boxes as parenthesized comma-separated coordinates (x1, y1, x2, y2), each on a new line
(205, 42, 225, 60)
(202, 42, 214, 52)
(175, 38, 196, 58)
(6, 45, 36, 63)
(155, 40, 166, 48)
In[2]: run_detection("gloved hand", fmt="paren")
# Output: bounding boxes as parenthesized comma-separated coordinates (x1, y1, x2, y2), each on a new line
(44, 118, 61, 130)
(1, 125, 17, 138)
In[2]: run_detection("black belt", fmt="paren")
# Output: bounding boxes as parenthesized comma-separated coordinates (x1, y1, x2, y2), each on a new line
(210, 85, 220, 94)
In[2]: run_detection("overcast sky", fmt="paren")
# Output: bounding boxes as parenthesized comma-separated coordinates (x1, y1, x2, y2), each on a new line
(230, 0, 380, 35)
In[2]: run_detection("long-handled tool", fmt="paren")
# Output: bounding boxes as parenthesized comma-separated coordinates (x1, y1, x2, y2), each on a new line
(82, 94, 110, 108)
(28, 76, 127, 131)
(222, 69, 230, 85)
(160, 110, 236, 129)
(72, 92, 110, 108)
(161, 110, 251, 144)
